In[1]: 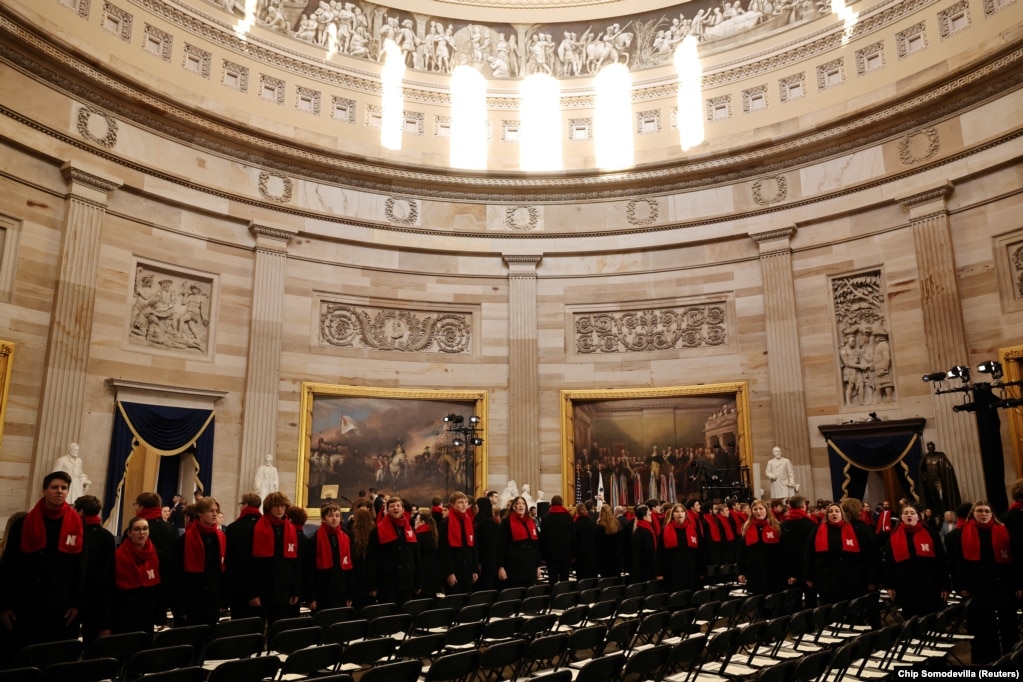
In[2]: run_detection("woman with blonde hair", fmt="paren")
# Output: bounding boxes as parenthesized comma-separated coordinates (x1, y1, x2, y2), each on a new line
(595, 504, 623, 579)
(736, 500, 785, 596)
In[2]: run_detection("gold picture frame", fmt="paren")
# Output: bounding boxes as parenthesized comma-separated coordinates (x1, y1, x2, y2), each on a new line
(297, 383, 488, 518)
(0, 340, 12, 451)
(560, 382, 754, 504)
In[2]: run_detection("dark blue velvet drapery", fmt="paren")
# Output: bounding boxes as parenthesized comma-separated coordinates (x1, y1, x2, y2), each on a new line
(825, 432, 923, 502)
(102, 401, 215, 527)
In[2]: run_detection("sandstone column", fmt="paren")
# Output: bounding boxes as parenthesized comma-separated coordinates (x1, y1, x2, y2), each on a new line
(239, 222, 297, 499)
(899, 183, 984, 500)
(32, 162, 121, 493)
(503, 255, 542, 489)
(750, 226, 813, 498)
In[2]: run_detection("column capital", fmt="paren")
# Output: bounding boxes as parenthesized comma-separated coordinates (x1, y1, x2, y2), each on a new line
(503, 254, 542, 277)
(249, 221, 298, 252)
(750, 226, 795, 256)
(896, 182, 954, 219)
(60, 162, 121, 203)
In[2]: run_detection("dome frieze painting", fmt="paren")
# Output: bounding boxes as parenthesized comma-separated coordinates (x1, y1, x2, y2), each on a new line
(210, 0, 829, 78)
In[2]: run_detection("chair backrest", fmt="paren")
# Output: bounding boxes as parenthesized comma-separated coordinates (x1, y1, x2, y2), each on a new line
(575, 578, 599, 592)
(424, 650, 479, 682)
(551, 590, 579, 611)
(83, 630, 149, 662)
(434, 594, 469, 611)
(665, 633, 707, 680)
(122, 644, 195, 682)
(394, 633, 445, 662)
(360, 659, 423, 682)
(478, 638, 527, 679)
(265, 615, 316, 643)
(199, 632, 265, 664)
(211, 616, 264, 641)
(40, 657, 120, 682)
(401, 599, 435, 618)
(314, 606, 358, 629)
(466, 589, 499, 606)
(488, 599, 521, 619)
(498, 586, 526, 601)
(555, 604, 588, 630)
(791, 650, 831, 682)
(366, 613, 413, 639)
(573, 651, 625, 682)
(524, 584, 551, 598)
(280, 643, 343, 678)
(150, 624, 211, 653)
(520, 594, 551, 615)
(206, 654, 282, 682)
(619, 643, 672, 682)
(339, 636, 397, 667)
(13, 639, 83, 668)
(414, 608, 456, 632)
(598, 585, 625, 602)
(323, 618, 369, 645)
(454, 603, 489, 624)
(530, 670, 573, 682)
(360, 602, 398, 621)
(519, 613, 558, 640)
(0, 667, 42, 682)
(667, 608, 697, 638)
(616, 596, 644, 619)
(131, 666, 206, 682)
(444, 620, 486, 648)
(481, 615, 524, 643)
(268, 625, 324, 655)
(602, 618, 640, 655)
(565, 624, 607, 661)
(635, 610, 671, 646)
(667, 590, 693, 610)
(550, 581, 577, 598)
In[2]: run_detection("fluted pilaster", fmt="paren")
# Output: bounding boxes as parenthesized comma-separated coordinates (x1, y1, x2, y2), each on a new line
(750, 226, 814, 498)
(901, 183, 984, 500)
(239, 222, 296, 499)
(504, 255, 542, 489)
(33, 163, 121, 493)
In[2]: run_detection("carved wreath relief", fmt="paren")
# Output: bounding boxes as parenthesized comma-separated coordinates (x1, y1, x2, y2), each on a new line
(320, 303, 472, 353)
(575, 304, 727, 354)
(129, 266, 212, 353)
(831, 270, 896, 407)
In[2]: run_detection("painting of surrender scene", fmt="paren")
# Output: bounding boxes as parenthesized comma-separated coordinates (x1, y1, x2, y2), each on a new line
(298, 383, 487, 514)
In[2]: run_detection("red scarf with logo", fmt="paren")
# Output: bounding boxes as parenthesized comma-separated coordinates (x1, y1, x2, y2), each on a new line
(960, 519, 1011, 564)
(875, 509, 892, 534)
(315, 523, 353, 571)
(253, 514, 298, 558)
(184, 520, 226, 572)
(377, 514, 417, 544)
(635, 519, 658, 550)
(662, 520, 698, 549)
(447, 509, 475, 548)
(889, 522, 936, 562)
(508, 512, 538, 541)
(745, 519, 780, 545)
(236, 506, 262, 521)
(815, 520, 859, 553)
(115, 538, 161, 589)
(20, 499, 83, 554)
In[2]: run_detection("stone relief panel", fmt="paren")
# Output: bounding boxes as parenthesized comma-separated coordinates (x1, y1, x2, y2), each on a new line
(992, 229, 1023, 314)
(831, 269, 897, 409)
(319, 302, 473, 353)
(76, 106, 118, 148)
(202, 0, 829, 80)
(573, 301, 728, 354)
(129, 264, 215, 355)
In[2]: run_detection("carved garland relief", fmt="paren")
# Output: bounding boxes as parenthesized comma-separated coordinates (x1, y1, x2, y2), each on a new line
(319, 302, 472, 353)
(831, 269, 897, 408)
(574, 304, 727, 354)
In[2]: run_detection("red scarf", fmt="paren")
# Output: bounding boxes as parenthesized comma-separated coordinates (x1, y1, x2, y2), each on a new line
(745, 519, 780, 545)
(875, 509, 892, 534)
(635, 519, 658, 549)
(83, 515, 102, 526)
(859, 509, 873, 526)
(253, 514, 299, 558)
(184, 520, 226, 572)
(702, 514, 722, 542)
(377, 514, 417, 544)
(115, 538, 161, 589)
(574, 511, 589, 522)
(508, 512, 538, 541)
(730, 510, 748, 527)
(20, 499, 83, 554)
(446, 509, 475, 547)
(784, 508, 813, 523)
(137, 506, 163, 522)
(662, 520, 698, 549)
(236, 506, 262, 521)
(960, 519, 1011, 564)
(889, 522, 936, 562)
(718, 515, 736, 540)
(1007, 501, 1023, 512)
(815, 521, 859, 553)
(431, 505, 443, 516)
(315, 523, 353, 571)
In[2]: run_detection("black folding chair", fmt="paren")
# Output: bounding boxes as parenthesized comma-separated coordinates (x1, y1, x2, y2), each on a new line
(121, 644, 195, 682)
(277, 643, 343, 679)
(13, 639, 82, 669)
(40, 657, 119, 682)
(359, 659, 423, 682)
(206, 655, 282, 682)
(83, 630, 149, 663)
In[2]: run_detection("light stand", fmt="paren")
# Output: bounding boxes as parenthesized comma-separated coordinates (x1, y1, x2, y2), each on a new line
(922, 360, 1021, 511)
(444, 414, 484, 495)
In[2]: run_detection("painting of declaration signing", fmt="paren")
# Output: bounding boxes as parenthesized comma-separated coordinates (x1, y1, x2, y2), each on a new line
(297, 383, 487, 515)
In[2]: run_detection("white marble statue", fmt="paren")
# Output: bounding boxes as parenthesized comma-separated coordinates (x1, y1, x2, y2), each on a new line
(498, 480, 519, 511)
(763, 446, 798, 499)
(254, 453, 280, 502)
(521, 484, 536, 510)
(55, 442, 91, 503)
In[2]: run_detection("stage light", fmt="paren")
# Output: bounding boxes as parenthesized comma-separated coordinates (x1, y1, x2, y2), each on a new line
(922, 372, 947, 382)
(444, 414, 464, 424)
(469, 415, 480, 424)
(952, 402, 978, 413)
(993, 398, 1023, 409)
(470, 437, 484, 446)
(452, 436, 465, 447)
(946, 365, 971, 382)
(977, 360, 1003, 380)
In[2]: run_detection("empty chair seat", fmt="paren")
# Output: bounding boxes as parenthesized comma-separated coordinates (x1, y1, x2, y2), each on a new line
(277, 643, 343, 680)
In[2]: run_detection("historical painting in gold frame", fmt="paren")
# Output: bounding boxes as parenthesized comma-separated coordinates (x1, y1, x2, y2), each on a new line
(560, 382, 754, 506)
(0, 340, 12, 451)
(297, 383, 488, 517)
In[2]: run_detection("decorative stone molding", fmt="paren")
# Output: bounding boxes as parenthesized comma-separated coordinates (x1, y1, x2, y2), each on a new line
(751, 176, 788, 205)
(568, 118, 592, 141)
(258, 73, 285, 105)
(897, 182, 953, 212)
(295, 86, 321, 115)
(831, 269, 898, 408)
(854, 41, 886, 75)
(992, 229, 1023, 313)
(59, 0, 91, 20)
(937, 0, 971, 38)
(258, 171, 293, 203)
(750, 226, 796, 255)
(895, 22, 927, 58)
(505, 205, 539, 231)
(636, 110, 661, 135)
(384, 196, 419, 225)
(983, 0, 1018, 14)
(778, 73, 807, 102)
(817, 58, 845, 90)
(128, 262, 216, 355)
(403, 111, 425, 136)
(319, 302, 473, 353)
(221, 59, 249, 92)
(101, 2, 132, 41)
(76, 106, 118, 149)
(625, 198, 659, 226)
(898, 128, 940, 165)
(706, 95, 732, 121)
(741, 85, 768, 113)
(573, 303, 728, 354)
(60, 163, 122, 196)
(332, 96, 356, 122)
(182, 43, 212, 78)
(143, 23, 172, 61)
